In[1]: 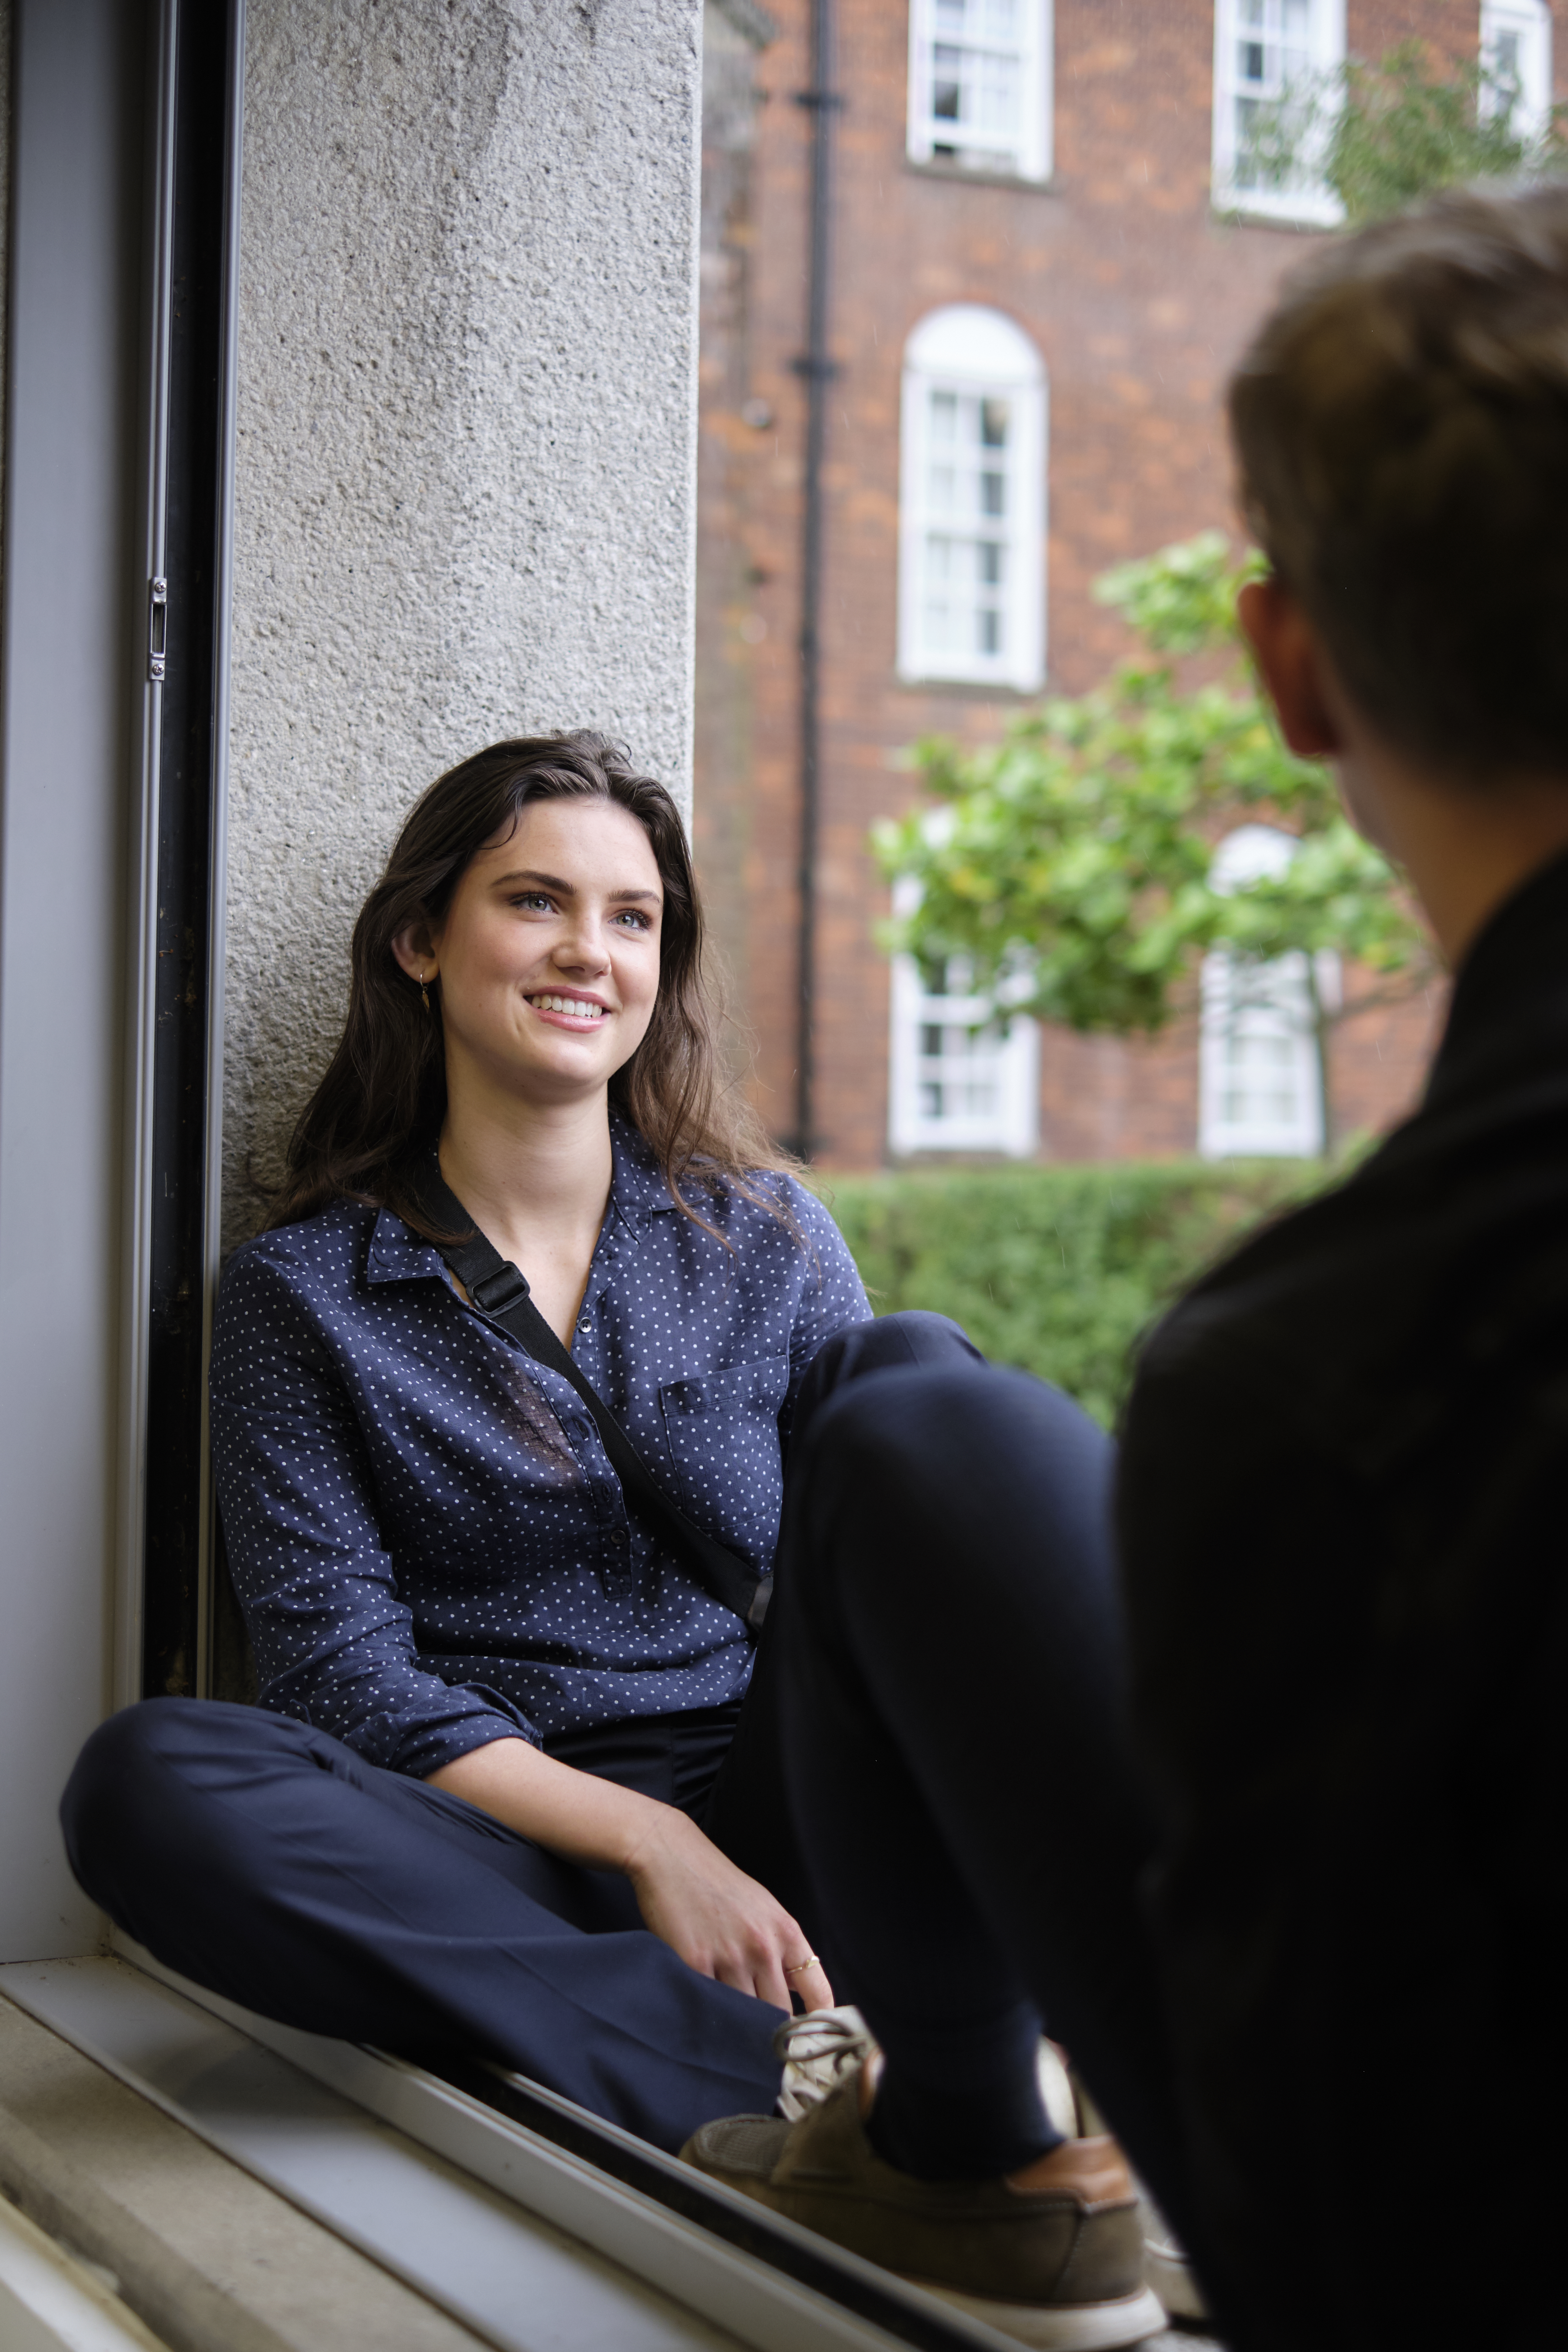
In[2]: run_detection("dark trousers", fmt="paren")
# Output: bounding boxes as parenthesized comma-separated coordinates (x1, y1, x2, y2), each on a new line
(768, 1354, 1216, 2281)
(60, 1312, 998, 2156)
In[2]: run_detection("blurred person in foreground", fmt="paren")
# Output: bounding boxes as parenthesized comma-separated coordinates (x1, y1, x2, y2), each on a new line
(684, 181, 1568, 2352)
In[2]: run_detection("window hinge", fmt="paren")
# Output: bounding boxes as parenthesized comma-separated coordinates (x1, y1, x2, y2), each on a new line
(149, 576, 167, 682)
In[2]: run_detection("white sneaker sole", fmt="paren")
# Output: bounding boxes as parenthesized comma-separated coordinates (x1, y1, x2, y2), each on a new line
(1143, 2236, 1207, 2321)
(905, 2279, 1167, 2348)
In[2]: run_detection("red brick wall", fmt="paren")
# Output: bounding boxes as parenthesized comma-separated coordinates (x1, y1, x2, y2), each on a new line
(694, 0, 1555, 1167)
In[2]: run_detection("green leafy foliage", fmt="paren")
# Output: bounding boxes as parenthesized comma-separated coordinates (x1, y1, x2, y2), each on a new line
(820, 1159, 1326, 1428)
(1232, 40, 1566, 227)
(874, 535, 1430, 1067)
(1330, 43, 1561, 223)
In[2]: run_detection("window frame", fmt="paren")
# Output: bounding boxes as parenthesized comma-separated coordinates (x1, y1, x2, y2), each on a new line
(1210, 0, 1347, 229)
(906, 0, 1054, 184)
(1196, 824, 1334, 1159)
(887, 878, 1040, 1158)
(1198, 947, 1330, 1158)
(897, 304, 1047, 693)
(1480, 0, 1554, 143)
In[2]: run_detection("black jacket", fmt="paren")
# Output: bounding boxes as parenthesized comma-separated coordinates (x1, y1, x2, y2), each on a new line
(1119, 849, 1568, 2350)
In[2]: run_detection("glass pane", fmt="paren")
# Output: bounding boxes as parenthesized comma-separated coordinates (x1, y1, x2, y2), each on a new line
(980, 397, 1010, 446)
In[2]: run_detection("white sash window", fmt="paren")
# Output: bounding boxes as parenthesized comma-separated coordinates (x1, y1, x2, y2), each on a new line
(907, 0, 1053, 182)
(1481, 2, 1553, 142)
(898, 305, 1046, 691)
(1198, 826, 1336, 1158)
(1212, 0, 1345, 226)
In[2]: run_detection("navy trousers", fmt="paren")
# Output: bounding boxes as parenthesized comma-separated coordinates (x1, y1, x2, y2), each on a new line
(61, 1312, 1003, 2156)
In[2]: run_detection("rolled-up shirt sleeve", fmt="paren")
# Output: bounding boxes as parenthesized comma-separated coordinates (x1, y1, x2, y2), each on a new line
(211, 1245, 539, 1777)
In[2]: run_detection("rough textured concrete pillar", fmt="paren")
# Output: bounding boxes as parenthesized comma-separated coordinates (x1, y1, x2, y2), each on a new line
(225, 0, 703, 1246)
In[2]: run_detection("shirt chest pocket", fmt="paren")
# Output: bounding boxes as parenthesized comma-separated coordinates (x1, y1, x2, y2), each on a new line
(657, 1356, 791, 1569)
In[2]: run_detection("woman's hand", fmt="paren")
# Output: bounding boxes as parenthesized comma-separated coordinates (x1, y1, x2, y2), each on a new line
(623, 1803, 834, 2013)
(429, 1735, 832, 2011)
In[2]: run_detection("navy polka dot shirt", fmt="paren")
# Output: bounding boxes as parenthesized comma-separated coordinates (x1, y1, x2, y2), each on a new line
(211, 1116, 871, 1778)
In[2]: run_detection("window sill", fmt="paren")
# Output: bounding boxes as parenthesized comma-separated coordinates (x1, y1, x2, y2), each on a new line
(4, 1944, 985, 2352)
(893, 670, 1044, 701)
(905, 157, 1058, 196)
(1209, 190, 1342, 234)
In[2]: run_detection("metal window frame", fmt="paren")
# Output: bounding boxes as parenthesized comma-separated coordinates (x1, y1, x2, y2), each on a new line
(117, 0, 245, 1710)
(4, 1945, 1013, 2352)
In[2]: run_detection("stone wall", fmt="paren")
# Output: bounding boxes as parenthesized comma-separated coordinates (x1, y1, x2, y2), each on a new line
(224, 0, 703, 1247)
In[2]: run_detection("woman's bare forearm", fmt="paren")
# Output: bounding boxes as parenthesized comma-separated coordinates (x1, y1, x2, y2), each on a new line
(426, 1736, 662, 1870)
(426, 1735, 833, 2010)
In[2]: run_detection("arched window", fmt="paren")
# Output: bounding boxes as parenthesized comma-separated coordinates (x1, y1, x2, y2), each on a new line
(898, 305, 1047, 692)
(1198, 825, 1338, 1158)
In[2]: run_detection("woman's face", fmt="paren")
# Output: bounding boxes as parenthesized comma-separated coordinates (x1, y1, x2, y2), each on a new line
(399, 797, 664, 1109)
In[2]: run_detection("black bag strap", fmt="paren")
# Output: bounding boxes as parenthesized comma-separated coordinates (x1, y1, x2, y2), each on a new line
(413, 1158, 771, 1639)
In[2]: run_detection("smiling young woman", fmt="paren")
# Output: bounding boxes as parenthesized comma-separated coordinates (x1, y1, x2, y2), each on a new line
(59, 733, 948, 2149)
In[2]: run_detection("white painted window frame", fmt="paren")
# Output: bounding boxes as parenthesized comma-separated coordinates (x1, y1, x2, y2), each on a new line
(897, 304, 1047, 691)
(1198, 948, 1330, 1158)
(887, 878, 1040, 1157)
(1211, 0, 1346, 228)
(1480, 0, 1554, 143)
(1197, 824, 1336, 1159)
(906, 0, 1054, 182)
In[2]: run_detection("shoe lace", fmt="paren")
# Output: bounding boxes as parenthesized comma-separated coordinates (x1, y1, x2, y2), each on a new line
(773, 2004, 875, 2120)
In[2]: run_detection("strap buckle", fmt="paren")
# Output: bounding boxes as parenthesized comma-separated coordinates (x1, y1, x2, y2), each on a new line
(745, 1575, 774, 1639)
(472, 1263, 530, 1316)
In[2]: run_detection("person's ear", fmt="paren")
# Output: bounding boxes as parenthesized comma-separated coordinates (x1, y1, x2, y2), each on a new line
(1237, 576, 1344, 760)
(390, 916, 438, 984)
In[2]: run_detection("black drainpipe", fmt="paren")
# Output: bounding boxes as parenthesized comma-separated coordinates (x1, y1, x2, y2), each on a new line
(791, 0, 838, 1160)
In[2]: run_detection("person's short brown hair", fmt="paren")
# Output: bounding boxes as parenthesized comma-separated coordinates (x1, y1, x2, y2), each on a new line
(1229, 180, 1568, 782)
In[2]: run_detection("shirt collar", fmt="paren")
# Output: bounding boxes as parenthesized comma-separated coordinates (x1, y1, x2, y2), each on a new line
(607, 1108, 683, 1231)
(364, 1111, 679, 1285)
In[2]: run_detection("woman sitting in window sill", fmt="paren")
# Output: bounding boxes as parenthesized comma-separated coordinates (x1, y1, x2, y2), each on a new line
(64, 732, 885, 2141)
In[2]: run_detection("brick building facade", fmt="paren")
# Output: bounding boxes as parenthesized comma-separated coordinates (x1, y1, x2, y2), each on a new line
(695, 0, 1557, 1168)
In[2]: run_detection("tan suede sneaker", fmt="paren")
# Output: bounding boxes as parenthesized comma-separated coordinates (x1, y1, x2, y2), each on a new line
(682, 2071, 1168, 2349)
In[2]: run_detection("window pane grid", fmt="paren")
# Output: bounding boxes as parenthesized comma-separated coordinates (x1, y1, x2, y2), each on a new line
(1199, 947, 1327, 1156)
(1480, 3, 1553, 140)
(918, 385, 1013, 668)
(891, 966, 1039, 1155)
(909, 0, 1049, 180)
(1213, 0, 1343, 223)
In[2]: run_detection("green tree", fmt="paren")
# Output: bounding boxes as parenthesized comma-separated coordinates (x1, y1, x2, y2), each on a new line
(1235, 39, 1564, 226)
(873, 535, 1433, 1151)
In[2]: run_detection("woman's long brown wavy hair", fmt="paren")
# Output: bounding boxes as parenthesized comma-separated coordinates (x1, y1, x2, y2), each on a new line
(267, 733, 798, 1238)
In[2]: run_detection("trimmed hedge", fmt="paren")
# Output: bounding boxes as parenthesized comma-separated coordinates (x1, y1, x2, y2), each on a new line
(817, 1160, 1328, 1428)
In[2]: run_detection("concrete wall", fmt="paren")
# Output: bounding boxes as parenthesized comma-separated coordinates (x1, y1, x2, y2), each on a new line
(224, 0, 704, 1247)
